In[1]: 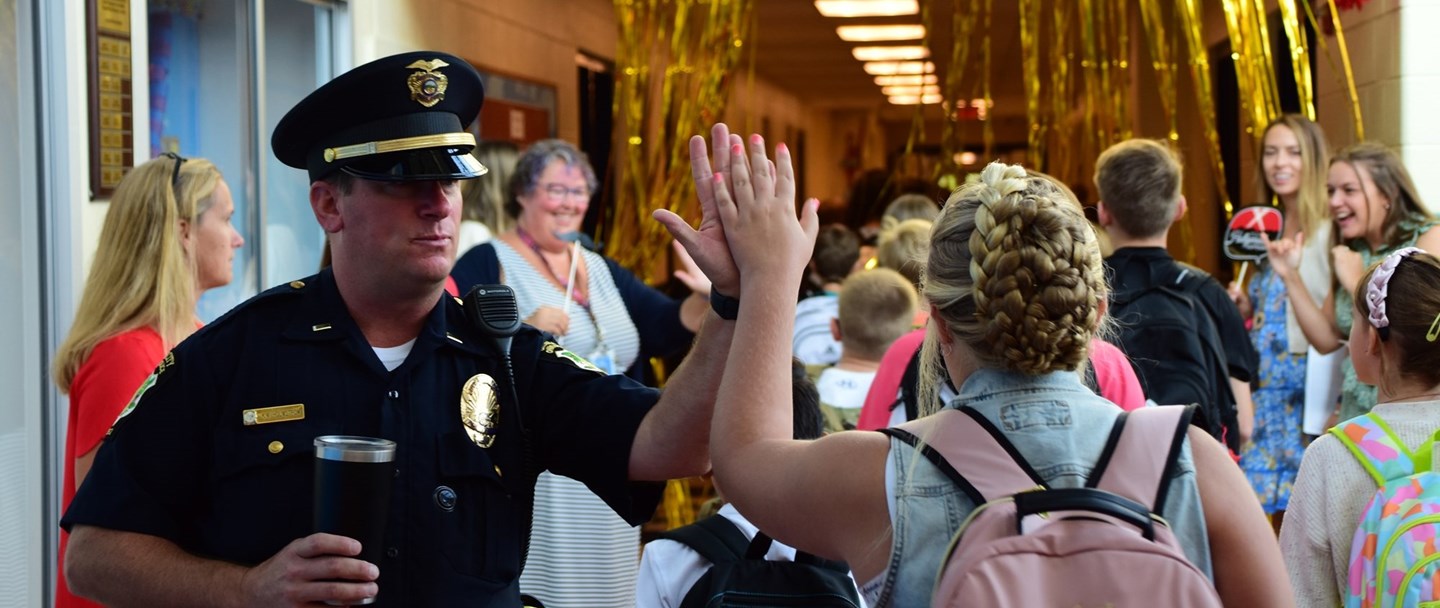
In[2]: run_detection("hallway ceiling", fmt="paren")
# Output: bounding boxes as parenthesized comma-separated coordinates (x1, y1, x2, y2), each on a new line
(752, 0, 1027, 115)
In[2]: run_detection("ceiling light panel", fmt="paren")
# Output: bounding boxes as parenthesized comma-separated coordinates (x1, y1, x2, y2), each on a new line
(874, 74, 939, 86)
(852, 45, 930, 62)
(815, 0, 920, 18)
(863, 61, 935, 75)
(888, 93, 944, 105)
(881, 85, 941, 97)
(836, 25, 926, 41)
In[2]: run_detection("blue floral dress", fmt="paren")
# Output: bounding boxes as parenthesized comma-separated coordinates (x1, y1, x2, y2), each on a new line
(1240, 261, 1308, 513)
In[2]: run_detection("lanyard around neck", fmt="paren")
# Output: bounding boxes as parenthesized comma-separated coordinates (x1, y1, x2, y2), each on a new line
(515, 227, 591, 312)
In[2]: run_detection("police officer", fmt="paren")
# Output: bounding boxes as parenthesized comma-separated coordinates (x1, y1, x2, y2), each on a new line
(63, 51, 744, 607)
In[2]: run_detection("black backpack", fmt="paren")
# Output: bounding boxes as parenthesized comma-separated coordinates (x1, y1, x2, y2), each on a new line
(656, 514, 863, 607)
(1110, 266, 1240, 451)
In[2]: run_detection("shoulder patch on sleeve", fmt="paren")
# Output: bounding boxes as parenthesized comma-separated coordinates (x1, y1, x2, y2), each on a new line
(541, 340, 606, 376)
(107, 351, 175, 435)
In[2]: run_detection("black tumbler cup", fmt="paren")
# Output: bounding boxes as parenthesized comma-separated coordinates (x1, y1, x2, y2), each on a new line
(313, 435, 396, 606)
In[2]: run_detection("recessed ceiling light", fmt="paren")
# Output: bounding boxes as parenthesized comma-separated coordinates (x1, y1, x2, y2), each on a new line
(836, 25, 926, 41)
(953, 151, 979, 165)
(852, 46, 930, 62)
(888, 94, 943, 105)
(881, 85, 941, 97)
(874, 74, 939, 86)
(863, 61, 935, 75)
(815, 0, 919, 18)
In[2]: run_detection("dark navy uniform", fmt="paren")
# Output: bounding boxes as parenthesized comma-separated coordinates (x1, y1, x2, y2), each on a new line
(63, 51, 666, 606)
(63, 269, 664, 605)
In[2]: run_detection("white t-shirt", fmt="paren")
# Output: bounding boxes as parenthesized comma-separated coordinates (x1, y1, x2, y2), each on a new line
(793, 294, 841, 366)
(816, 367, 877, 411)
(371, 339, 416, 372)
(636, 504, 867, 608)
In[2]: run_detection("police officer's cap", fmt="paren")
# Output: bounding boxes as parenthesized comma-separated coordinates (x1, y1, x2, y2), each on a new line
(272, 51, 488, 183)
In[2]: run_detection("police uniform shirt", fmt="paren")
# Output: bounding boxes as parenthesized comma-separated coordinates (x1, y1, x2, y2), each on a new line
(62, 268, 665, 606)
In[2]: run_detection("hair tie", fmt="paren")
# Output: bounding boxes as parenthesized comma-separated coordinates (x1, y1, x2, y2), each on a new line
(1366, 247, 1424, 332)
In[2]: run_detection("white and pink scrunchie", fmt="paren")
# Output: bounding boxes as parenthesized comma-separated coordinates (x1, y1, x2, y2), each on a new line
(1366, 247, 1425, 333)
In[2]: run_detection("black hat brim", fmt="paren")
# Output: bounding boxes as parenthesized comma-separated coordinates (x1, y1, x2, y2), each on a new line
(339, 148, 489, 182)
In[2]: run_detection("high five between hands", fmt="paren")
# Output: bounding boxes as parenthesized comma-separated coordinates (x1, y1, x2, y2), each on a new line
(653, 123, 820, 305)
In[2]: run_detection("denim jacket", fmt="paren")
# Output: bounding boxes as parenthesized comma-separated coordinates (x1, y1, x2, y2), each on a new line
(864, 368, 1212, 607)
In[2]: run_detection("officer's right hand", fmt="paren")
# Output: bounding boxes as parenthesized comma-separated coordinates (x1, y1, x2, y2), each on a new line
(526, 305, 570, 336)
(239, 533, 378, 607)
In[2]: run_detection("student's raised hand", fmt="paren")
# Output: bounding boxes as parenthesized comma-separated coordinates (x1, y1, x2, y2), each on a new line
(711, 134, 819, 291)
(654, 123, 743, 297)
(1262, 231, 1303, 280)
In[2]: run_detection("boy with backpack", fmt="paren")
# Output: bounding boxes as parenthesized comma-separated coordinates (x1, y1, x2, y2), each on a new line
(814, 268, 917, 433)
(1095, 139, 1258, 452)
(634, 359, 864, 607)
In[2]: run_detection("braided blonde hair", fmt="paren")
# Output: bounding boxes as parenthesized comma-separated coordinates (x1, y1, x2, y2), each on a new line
(917, 162, 1106, 416)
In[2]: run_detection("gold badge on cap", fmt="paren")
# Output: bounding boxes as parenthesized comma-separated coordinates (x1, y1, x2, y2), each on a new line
(406, 59, 450, 108)
(461, 373, 500, 448)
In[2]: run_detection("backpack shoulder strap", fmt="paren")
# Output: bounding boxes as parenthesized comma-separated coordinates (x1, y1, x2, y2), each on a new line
(898, 347, 922, 422)
(893, 408, 1046, 500)
(656, 514, 750, 566)
(1090, 406, 1194, 509)
(1330, 413, 1419, 486)
(1171, 264, 1213, 293)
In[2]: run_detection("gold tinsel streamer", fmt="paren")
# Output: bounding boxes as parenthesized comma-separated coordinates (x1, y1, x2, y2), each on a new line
(1103, 0, 1131, 143)
(1322, 0, 1366, 140)
(1276, 0, 1315, 119)
(1139, 0, 1179, 141)
(1019, 0, 1045, 171)
(939, 0, 979, 178)
(1220, 0, 1281, 135)
(981, 0, 994, 160)
(1177, 0, 1233, 218)
(606, 0, 753, 279)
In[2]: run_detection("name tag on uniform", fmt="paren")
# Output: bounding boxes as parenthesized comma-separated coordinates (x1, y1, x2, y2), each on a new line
(242, 403, 305, 426)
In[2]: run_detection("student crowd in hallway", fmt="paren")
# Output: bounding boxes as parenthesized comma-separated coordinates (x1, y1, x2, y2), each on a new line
(54, 50, 1440, 607)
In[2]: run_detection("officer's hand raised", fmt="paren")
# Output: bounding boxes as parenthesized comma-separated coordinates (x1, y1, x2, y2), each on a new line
(239, 533, 378, 607)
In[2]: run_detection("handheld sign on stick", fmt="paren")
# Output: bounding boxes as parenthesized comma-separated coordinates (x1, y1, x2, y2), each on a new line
(1223, 206, 1283, 286)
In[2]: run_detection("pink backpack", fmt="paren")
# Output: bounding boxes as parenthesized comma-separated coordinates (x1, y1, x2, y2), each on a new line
(887, 405, 1221, 607)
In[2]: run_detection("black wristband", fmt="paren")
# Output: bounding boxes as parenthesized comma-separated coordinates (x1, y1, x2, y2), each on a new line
(710, 287, 740, 320)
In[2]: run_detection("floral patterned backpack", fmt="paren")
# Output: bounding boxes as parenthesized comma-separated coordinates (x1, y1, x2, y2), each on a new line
(1332, 413, 1440, 608)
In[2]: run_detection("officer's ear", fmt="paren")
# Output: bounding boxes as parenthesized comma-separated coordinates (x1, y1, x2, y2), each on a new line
(311, 179, 344, 233)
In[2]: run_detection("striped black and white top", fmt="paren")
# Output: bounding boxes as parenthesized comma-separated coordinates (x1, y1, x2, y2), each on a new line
(495, 240, 643, 607)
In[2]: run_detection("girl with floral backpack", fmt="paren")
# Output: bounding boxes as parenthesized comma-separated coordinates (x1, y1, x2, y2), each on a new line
(1281, 248, 1440, 607)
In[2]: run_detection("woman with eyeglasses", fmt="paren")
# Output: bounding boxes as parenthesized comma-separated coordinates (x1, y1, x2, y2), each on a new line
(451, 139, 712, 606)
(52, 153, 243, 608)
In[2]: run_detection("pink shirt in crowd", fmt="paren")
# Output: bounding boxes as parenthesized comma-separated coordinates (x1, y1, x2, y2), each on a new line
(856, 330, 1145, 431)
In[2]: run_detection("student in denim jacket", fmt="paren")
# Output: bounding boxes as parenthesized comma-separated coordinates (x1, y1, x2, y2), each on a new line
(697, 148, 1292, 606)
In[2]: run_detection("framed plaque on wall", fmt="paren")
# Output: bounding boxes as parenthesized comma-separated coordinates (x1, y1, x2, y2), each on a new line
(87, 0, 135, 200)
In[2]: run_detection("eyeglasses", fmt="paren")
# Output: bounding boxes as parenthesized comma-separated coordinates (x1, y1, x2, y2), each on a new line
(162, 152, 188, 198)
(541, 184, 590, 202)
